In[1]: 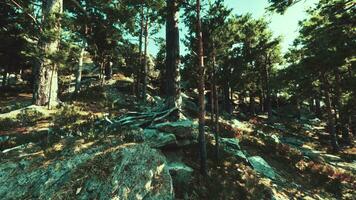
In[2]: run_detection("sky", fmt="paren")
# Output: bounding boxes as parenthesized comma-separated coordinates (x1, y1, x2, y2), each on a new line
(148, 0, 318, 56)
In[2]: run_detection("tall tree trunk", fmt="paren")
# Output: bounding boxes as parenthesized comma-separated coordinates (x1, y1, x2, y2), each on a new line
(334, 69, 350, 144)
(212, 47, 219, 164)
(322, 73, 339, 151)
(223, 81, 232, 114)
(2, 70, 8, 86)
(165, 0, 182, 120)
(309, 98, 314, 113)
(296, 96, 301, 120)
(262, 55, 272, 119)
(315, 97, 321, 118)
(105, 60, 113, 80)
(33, 0, 62, 108)
(196, 0, 207, 175)
(249, 92, 256, 116)
(141, 15, 149, 101)
(259, 90, 264, 113)
(100, 60, 105, 85)
(74, 47, 84, 94)
(136, 5, 144, 98)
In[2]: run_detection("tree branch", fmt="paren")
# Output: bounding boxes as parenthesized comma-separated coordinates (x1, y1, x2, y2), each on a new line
(9, 0, 43, 32)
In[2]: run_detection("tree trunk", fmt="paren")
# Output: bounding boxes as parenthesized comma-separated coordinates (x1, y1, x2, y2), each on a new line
(74, 47, 84, 94)
(309, 98, 314, 113)
(165, 0, 182, 120)
(33, 0, 62, 108)
(315, 97, 321, 118)
(136, 5, 144, 98)
(296, 96, 301, 120)
(262, 55, 272, 119)
(196, 0, 207, 175)
(249, 92, 256, 116)
(2, 70, 8, 86)
(141, 15, 149, 101)
(322, 73, 339, 151)
(259, 90, 264, 113)
(105, 60, 113, 80)
(212, 47, 219, 164)
(223, 81, 232, 114)
(334, 69, 350, 144)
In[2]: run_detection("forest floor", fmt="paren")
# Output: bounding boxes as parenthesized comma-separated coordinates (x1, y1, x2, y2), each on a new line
(0, 74, 355, 200)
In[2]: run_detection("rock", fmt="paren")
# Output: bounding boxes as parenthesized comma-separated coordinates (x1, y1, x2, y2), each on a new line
(168, 162, 193, 196)
(154, 120, 197, 140)
(220, 138, 248, 161)
(144, 129, 177, 148)
(0, 139, 174, 200)
(176, 139, 197, 147)
(0, 105, 52, 120)
(280, 137, 303, 147)
(248, 156, 278, 180)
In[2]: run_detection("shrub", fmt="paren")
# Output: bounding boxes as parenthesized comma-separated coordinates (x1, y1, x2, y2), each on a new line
(16, 109, 44, 126)
(53, 105, 82, 128)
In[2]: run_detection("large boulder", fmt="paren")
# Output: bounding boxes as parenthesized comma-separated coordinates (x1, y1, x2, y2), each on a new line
(220, 137, 248, 162)
(247, 156, 279, 180)
(144, 128, 177, 148)
(0, 138, 174, 200)
(153, 120, 197, 140)
(168, 162, 193, 197)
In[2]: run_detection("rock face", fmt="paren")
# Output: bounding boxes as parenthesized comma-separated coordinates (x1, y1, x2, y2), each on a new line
(220, 137, 248, 161)
(168, 162, 193, 196)
(247, 156, 279, 180)
(0, 139, 174, 200)
(143, 120, 197, 149)
(154, 120, 197, 140)
(144, 128, 177, 148)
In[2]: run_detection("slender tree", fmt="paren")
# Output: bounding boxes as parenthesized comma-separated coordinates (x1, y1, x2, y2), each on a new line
(196, 0, 207, 175)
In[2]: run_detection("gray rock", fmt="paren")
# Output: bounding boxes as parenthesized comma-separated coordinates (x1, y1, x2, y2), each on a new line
(0, 140, 174, 200)
(280, 137, 303, 147)
(154, 120, 197, 140)
(220, 138, 248, 161)
(168, 162, 193, 196)
(144, 128, 177, 148)
(248, 156, 278, 180)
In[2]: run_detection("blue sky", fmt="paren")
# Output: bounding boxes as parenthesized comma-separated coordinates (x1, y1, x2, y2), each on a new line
(148, 0, 318, 55)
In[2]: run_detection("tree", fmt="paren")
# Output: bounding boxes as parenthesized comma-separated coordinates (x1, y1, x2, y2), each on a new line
(165, 0, 182, 120)
(33, 0, 63, 108)
(196, 0, 207, 175)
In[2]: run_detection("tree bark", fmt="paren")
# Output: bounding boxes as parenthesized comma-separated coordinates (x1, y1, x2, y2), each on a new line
(105, 60, 113, 80)
(334, 68, 350, 144)
(141, 14, 149, 101)
(196, 0, 207, 175)
(165, 0, 182, 120)
(322, 73, 339, 151)
(296, 96, 301, 120)
(212, 47, 219, 164)
(315, 97, 321, 118)
(74, 47, 84, 94)
(2, 70, 8, 86)
(136, 5, 144, 98)
(262, 54, 272, 119)
(33, 0, 62, 109)
(249, 92, 256, 116)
